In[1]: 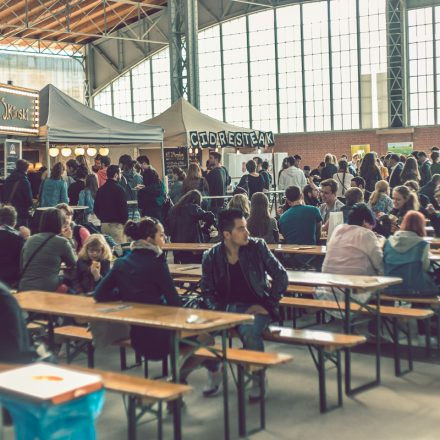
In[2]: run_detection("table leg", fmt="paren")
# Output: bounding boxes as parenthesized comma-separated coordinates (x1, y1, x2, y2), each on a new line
(170, 333, 182, 440)
(221, 329, 230, 440)
(47, 316, 55, 352)
(345, 289, 381, 395)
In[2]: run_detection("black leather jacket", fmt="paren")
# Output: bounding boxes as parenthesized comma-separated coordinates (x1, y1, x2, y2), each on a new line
(201, 238, 288, 319)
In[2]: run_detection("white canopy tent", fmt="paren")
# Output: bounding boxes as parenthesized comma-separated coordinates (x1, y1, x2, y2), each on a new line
(143, 97, 253, 147)
(36, 84, 164, 168)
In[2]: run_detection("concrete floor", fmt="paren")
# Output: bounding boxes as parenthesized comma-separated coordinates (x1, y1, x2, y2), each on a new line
(4, 338, 440, 440)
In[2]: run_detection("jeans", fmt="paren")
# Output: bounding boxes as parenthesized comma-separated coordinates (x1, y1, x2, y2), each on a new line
(226, 304, 271, 352)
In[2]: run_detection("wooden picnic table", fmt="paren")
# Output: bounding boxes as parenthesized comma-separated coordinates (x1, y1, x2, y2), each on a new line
(15, 291, 252, 440)
(167, 263, 401, 397)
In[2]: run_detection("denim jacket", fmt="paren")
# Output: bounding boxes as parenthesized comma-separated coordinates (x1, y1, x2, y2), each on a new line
(201, 238, 288, 319)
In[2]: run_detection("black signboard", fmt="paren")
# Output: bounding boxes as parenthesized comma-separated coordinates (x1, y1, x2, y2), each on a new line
(4, 139, 22, 178)
(0, 84, 39, 136)
(164, 147, 189, 177)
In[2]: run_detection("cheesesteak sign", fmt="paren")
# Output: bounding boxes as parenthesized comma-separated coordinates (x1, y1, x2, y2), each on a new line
(189, 130, 275, 149)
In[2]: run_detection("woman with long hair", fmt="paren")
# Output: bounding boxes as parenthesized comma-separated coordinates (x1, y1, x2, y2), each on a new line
(167, 190, 215, 263)
(227, 194, 250, 218)
(182, 163, 209, 195)
(169, 167, 186, 204)
(247, 192, 279, 244)
(78, 174, 99, 226)
(39, 162, 69, 207)
(391, 185, 421, 225)
(368, 180, 393, 214)
(400, 156, 421, 184)
(333, 159, 354, 201)
(384, 210, 436, 297)
(18, 208, 76, 292)
(359, 152, 382, 194)
(137, 168, 166, 221)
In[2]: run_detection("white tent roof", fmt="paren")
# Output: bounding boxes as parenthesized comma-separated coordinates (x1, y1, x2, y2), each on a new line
(39, 84, 163, 144)
(143, 98, 253, 147)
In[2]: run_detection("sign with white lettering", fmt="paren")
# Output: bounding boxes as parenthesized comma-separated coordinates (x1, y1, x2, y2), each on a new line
(4, 139, 22, 179)
(0, 84, 39, 136)
(189, 130, 275, 149)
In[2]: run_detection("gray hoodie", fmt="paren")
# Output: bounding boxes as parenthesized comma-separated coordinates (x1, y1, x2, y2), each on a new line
(278, 166, 307, 190)
(387, 230, 430, 271)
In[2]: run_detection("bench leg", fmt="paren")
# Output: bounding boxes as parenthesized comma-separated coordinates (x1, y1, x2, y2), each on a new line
(162, 357, 168, 377)
(144, 358, 149, 378)
(317, 348, 327, 413)
(237, 365, 246, 437)
(120, 347, 127, 370)
(127, 396, 137, 440)
(157, 401, 163, 440)
(336, 350, 343, 407)
(259, 369, 266, 431)
(87, 344, 94, 368)
(66, 342, 71, 364)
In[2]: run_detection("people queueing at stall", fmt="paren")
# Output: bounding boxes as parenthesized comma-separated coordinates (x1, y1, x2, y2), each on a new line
(3, 147, 440, 401)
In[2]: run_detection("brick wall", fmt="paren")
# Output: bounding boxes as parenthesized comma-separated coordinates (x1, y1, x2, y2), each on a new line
(274, 126, 440, 167)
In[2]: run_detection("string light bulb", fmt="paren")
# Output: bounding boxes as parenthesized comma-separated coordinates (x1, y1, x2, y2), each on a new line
(49, 147, 59, 157)
(61, 147, 72, 157)
(74, 147, 85, 156)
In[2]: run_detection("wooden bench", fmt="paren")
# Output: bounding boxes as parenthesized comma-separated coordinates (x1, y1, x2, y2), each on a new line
(280, 297, 434, 376)
(54, 325, 94, 368)
(194, 345, 292, 438)
(0, 363, 191, 440)
(264, 325, 366, 413)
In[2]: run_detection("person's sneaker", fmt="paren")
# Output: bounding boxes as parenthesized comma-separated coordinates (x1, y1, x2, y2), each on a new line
(248, 375, 268, 403)
(203, 367, 223, 397)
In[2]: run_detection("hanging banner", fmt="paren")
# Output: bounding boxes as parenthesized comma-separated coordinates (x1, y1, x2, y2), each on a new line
(189, 130, 274, 149)
(387, 142, 414, 155)
(4, 139, 22, 179)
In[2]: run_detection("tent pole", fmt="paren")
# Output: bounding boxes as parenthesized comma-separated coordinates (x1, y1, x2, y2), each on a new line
(45, 140, 50, 169)
(160, 141, 167, 190)
(271, 147, 278, 213)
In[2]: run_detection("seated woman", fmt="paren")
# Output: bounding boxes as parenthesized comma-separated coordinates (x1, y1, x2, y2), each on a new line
(426, 185, 440, 236)
(167, 190, 215, 263)
(56, 203, 90, 252)
(384, 210, 437, 297)
(340, 187, 363, 223)
(75, 234, 112, 294)
(94, 217, 181, 361)
(227, 194, 250, 219)
(368, 180, 393, 215)
(315, 203, 384, 319)
(391, 185, 421, 226)
(247, 192, 279, 244)
(18, 208, 77, 292)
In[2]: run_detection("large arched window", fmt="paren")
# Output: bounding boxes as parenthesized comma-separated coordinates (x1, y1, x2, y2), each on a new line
(93, 0, 389, 133)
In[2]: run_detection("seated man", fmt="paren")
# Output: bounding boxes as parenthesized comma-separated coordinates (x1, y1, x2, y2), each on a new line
(340, 187, 364, 223)
(279, 186, 322, 268)
(319, 178, 345, 231)
(201, 209, 288, 399)
(0, 205, 28, 287)
(279, 186, 322, 245)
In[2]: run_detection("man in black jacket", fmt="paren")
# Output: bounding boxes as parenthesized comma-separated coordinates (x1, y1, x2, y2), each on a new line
(94, 165, 128, 243)
(201, 209, 288, 398)
(1, 159, 33, 227)
(388, 154, 403, 189)
(417, 151, 432, 187)
(0, 205, 26, 287)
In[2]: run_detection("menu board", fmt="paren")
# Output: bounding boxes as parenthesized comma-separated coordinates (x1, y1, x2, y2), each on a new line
(164, 147, 189, 177)
(4, 139, 21, 178)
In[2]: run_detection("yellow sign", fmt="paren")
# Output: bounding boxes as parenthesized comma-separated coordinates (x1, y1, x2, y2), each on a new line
(350, 144, 370, 158)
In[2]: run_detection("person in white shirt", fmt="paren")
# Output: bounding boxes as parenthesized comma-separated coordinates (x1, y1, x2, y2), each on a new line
(315, 203, 384, 319)
(278, 156, 307, 190)
(333, 159, 355, 200)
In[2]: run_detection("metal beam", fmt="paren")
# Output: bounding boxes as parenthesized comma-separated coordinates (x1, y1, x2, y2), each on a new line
(387, 0, 406, 127)
(185, 0, 200, 108)
(93, 44, 121, 75)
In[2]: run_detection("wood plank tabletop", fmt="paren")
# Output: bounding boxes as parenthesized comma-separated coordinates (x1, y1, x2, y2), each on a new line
(15, 291, 253, 333)
(168, 264, 402, 291)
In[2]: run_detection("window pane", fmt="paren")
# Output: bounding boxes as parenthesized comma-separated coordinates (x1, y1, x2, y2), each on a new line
(93, 84, 112, 116)
(249, 9, 278, 131)
(199, 25, 223, 121)
(113, 73, 132, 121)
(132, 60, 152, 122)
(303, 1, 331, 132)
(222, 17, 250, 127)
(151, 48, 171, 116)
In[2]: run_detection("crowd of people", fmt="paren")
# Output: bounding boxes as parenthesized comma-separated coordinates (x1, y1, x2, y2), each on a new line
(1, 146, 440, 397)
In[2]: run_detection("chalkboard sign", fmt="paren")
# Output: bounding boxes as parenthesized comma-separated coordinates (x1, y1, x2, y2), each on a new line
(4, 139, 21, 179)
(164, 147, 189, 177)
